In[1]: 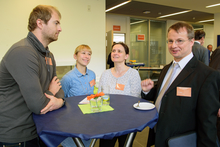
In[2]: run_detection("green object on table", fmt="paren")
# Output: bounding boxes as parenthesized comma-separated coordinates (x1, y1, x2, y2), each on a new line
(78, 104, 114, 114)
(93, 86, 98, 94)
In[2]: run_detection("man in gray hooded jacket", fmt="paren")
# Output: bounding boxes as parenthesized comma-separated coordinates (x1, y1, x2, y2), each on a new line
(0, 5, 65, 147)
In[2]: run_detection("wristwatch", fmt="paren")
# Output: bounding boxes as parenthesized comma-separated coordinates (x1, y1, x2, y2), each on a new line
(62, 98, 66, 106)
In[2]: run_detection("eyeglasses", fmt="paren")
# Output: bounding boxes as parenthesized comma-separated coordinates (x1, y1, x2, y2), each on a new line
(167, 39, 188, 45)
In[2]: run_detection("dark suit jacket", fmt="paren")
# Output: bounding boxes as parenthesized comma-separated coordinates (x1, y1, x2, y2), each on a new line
(142, 56, 220, 147)
(210, 47, 220, 72)
(192, 42, 209, 66)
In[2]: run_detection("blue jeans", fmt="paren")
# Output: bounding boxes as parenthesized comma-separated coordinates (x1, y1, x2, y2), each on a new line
(0, 137, 46, 147)
(61, 137, 91, 147)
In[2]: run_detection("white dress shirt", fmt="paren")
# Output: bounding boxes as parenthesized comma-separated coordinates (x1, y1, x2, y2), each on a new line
(159, 52, 193, 93)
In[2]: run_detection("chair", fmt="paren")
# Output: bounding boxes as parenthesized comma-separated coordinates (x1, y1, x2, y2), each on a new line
(167, 132, 196, 147)
(167, 132, 220, 147)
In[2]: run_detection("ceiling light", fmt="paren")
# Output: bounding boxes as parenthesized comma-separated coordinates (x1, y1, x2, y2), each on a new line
(143, 11, 150, 14)
(106, 0, 131, 12)
(130, 20, 146, 25)
(194, 28, 204, 30)
(157, 10, 192, 18)
(198, 19, 214, 23)
(206, 3, 220, 8)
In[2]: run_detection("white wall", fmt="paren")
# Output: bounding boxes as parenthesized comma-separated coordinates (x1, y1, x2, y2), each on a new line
(106, 14, 130, 47)
(0, 0, 106, 78)
(203, 24, 214, 49)
(214, 13, 220, 50)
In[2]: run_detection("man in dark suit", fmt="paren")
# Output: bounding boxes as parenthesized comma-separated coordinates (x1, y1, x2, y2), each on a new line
(210, 46, 220, 71)
(141, 21, 220, 147)
(192, 30, 209, 65)
(209, 46, 220, 142)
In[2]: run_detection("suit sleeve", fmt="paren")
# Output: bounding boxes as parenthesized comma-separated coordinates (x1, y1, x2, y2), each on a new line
(197, 70, 220, 146)
(141, 86, 158, 102)
(202, 48, 209, 66)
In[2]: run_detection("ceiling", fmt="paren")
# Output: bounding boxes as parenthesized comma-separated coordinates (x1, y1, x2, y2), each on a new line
(106, 0, 220, 24)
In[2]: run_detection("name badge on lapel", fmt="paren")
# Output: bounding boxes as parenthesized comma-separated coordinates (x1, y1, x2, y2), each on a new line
(176, 87, 191, 97)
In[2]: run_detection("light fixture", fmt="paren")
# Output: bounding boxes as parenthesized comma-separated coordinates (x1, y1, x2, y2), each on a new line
(194, 28, 204, 30)
(206, 3, 220, 8)
(198, 19, 214, 23)
(106, 0, 131, 12)
(130, 20, 146, 25)
(157, 10, 192, 18)
(143, 11, 150, 14)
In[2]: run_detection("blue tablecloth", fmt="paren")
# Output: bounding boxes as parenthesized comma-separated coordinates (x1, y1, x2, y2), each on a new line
(33, 94, 158, 146)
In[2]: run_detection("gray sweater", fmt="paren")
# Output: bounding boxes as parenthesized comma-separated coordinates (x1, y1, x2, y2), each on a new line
(0, 32, 64, 143)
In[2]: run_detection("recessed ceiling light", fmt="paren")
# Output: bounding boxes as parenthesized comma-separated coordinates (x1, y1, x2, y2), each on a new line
(206, 3, 220, 8)
(143, 11, 150, 14)
(157, 10, 192, 18)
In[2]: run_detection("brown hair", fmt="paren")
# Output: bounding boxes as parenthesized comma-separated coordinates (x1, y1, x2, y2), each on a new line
(112, 42, 129, 54)
(168, 21, 194, 40)
(74, 44, 92, 55)
(28, 5, 61, 31)
(194, 30, 206, 40)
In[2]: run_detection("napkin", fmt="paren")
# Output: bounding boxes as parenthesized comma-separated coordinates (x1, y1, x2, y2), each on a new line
(78, 104, 114, 114)
(79, 97, 90, 104)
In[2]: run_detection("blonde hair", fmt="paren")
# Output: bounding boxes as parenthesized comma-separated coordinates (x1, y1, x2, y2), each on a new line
(74, 44, 92, 55)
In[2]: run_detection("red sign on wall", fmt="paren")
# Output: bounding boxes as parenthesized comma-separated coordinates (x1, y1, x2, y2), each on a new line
(137, 34, 145, 41)
(113, 25, 121, 31)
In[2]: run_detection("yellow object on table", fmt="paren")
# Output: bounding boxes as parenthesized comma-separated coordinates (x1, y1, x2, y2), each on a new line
(78, 104, 114, 114)
(129, 60, 136, 63)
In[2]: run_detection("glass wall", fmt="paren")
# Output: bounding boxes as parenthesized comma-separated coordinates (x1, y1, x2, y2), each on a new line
(130, 19, 149, 65)
(150, 20, 166, 67)
(130, 18, 166, 67)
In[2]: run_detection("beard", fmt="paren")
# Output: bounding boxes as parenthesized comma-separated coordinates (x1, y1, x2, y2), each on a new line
(48, 36, 58, 43)
(42, 30, 59, 44)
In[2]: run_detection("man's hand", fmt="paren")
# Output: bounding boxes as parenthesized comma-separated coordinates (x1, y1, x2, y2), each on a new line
(141, 79, 154, 92)
(40, 93, 64, 114)
(48, 76, 61, 95)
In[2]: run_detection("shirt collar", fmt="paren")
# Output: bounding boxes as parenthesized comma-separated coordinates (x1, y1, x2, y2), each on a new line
(73, 66, 88, 77)
(173, 52, 193, 70)
(194, 41, 200, 44)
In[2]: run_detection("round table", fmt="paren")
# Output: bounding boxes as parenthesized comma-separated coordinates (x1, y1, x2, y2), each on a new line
(33, 94, 158, 146)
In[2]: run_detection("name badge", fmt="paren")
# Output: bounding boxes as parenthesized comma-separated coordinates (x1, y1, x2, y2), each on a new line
(115, 83, 125, 91)
(176, 87, 191, 97)
(45, 57, 52, 65)
(90, 79, 96, 87)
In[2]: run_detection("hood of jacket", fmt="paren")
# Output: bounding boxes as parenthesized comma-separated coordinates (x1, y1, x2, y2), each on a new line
(27, 32, 50, 57)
